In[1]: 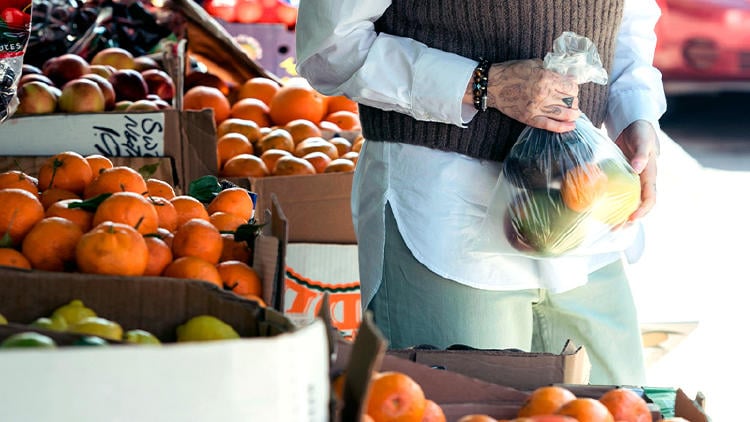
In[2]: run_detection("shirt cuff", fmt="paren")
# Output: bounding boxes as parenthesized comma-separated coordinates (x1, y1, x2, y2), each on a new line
(411, 50, 478, 127)
(605, 89, 667, 141)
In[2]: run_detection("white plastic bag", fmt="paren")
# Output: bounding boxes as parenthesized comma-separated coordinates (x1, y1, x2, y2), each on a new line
(473, 32, 641, 258)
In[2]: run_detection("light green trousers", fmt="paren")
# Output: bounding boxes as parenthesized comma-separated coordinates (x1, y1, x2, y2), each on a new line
(368, 205, 646, 385)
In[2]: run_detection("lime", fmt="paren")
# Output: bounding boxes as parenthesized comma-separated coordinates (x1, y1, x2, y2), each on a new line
(176, 315, 240, 342)
(30, 315, 68, 332)
(124, 329, 161, 345)
(0, 313, 7, 325)
(69, 316, 123, 341)
(73, 336, 109, 347)
(1, 332, 57, 348)
(51, 299, 97, 326)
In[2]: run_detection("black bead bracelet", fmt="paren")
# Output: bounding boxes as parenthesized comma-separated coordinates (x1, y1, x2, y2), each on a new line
(472, 58, 490, 112)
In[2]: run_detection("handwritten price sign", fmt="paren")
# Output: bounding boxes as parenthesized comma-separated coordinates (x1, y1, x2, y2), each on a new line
(92, 114, 165, 156)
(0, 112, 167, 156)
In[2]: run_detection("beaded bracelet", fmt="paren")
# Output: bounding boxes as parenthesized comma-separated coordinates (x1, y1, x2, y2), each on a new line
(472, 58, 490, 112)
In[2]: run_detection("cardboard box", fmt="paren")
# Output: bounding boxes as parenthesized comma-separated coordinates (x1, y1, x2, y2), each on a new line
(388, 340, 591, 392)
(0, 109, 217, 192)
(0, 225, 330, 421)
(250, 171, 356, 244)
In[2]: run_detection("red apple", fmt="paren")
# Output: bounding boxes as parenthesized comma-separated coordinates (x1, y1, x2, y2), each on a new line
(19, 73, 54, 87)
(58, 78, 106, 113)
(108, 69, 148, 102)
(141, 69, 175, 101)
(42, 54, 90, 87)
(81, 73, 116, 110)
(16, 81, 59, 114)
(22, 64, 42, 76)
(88, 64, 116, 79)
(133, 56, 161, 72)
(91, 47, 136, 70)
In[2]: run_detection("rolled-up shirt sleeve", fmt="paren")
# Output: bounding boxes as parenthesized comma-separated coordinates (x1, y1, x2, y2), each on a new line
(295, 0, 476, 127)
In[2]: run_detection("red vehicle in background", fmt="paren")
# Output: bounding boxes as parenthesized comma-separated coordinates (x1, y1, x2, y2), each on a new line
(654, 0, 750, 94)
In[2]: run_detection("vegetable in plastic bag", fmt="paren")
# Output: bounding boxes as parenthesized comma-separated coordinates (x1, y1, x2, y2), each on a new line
(0, 0, 32, 123)
(474, 32, 642, 258)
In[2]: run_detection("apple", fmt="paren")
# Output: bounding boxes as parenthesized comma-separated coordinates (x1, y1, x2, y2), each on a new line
(126, 99, 160, 112)
(42, 53, 90, 87)
(16, 81, 58, 114)
(19, 73, 54, 87)
(91, 47, 136, 70)
(133, 56, 161, 72)
(114, 100, 133, 111)
(141, 69, 175, 101)
(58, 78, 106, 113)
(22, 64, 42, 76)
(108, 69, 148, 102)
(589, 159, 641, 226)
(81, 73, 116, 110)
(88, 64, 116, 79)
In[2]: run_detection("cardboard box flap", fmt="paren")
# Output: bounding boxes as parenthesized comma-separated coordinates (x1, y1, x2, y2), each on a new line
(170, 0, 282, 86)
(0, 267, 289, 342)
(675, 388, 709, 422)
(174, 109, 219, 187)
(560, 339, 591, 385)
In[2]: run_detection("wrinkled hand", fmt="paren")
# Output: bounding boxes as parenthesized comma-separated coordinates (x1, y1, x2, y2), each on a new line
(615, 120, 660, 222)
(486, 59, 581, 132)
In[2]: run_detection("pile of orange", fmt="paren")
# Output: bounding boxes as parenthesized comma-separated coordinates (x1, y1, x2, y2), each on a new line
(182, 73, 363, 178)
(0, 151, 265, 306)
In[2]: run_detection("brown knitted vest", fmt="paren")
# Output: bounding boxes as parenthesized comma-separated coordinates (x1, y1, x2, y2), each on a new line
(358, 0, 624, 161)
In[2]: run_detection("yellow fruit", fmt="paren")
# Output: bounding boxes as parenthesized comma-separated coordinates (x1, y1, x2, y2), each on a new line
(50, 299, 97, 326)
(31, 315, 68, 332)
(0, 313, 6, 324)
(69, 316, 123, 341)
(176, 315, 240, 342)
(124, 329, 162, 345)
(590, 159, 641, 226)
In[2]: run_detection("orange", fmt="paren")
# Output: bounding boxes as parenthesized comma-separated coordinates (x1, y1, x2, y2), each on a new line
(170, 195, 210, 228)
(221, 154, 270, 178)
(185, 71, 230, 96)
(183, 85, 231, 124)
(365, 371, 426, 422)
(319, 120, 343, 133)
(241, 294, 266, 307)
(352, 135, 365, 153)
(146, 178, 176, 200)
(325, 94, 358, 115)
(21, 216, 83, 272)
(40, 188, 80, 210)
(284, 118, 323, 145)
(560, 163, 608, 212)
(207, 187, 254, 221)
(329, 136, 353, 157)
(216, 260, 262, 298)
(220, 232, 252, 263)
(260, 149, 292, 173)
(0, 247, 32, 269)
(236, 77, 280, 106)
(598, 388, 652, 422)
(76, 221, 149, 276)
(217, 133, 254, 170)
(230, 97, 271, 127)
(210, 211, 247, 232)
(171, 218, 223, 264)
(555, 398, 614, 422)
(324, 158, 356, 173)
(302, 151, 333, 174)
(156, 227, 174, 249)
(342, 151, 360, 165)
(517, 386, 577, 417)
(295, 136, 339, 159)
(456, 416, 497, 422)
(143, 235, 173, 276)
(85, 154, 114, 177)
(0, 170, 38, 195)
(272, 155, 316, 176)
(37, 151, 94, 194)
(149, 195, 179, 233)
(0, 188, 45, 246)
(269, 85, 327, 126)
(257, 128, 295, 154)
(45, 199, 94, 233)
(163, 256, 223, 288)
(217, 118, 262, 143)
(323, 110, 361, 131)
(83, 166, 148, 199)
(92, 191, 160, 235)
(421, 399, 446, 422)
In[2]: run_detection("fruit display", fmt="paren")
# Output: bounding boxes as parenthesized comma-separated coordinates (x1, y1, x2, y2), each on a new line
(203, 0, 298, 29)
(180, 72, 362, 178)
(499, 119, 641, 257)
(15, 47, 176, 114)
(0, 151, 266, 305)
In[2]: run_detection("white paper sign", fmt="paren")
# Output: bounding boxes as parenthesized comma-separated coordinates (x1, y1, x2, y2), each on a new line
(0, 112, 166, 156)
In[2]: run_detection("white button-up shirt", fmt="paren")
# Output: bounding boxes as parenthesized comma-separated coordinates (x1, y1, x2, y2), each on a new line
(296, 0, 667, 307)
